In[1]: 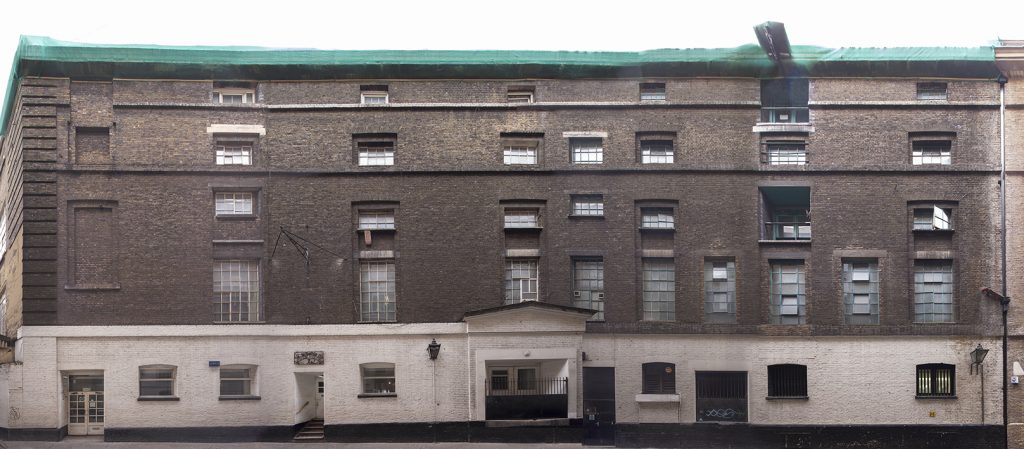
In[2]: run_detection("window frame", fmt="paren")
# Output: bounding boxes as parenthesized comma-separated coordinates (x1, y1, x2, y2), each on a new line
(909, 132, 954, 166)
(913, 260, 955, 324)
(842, 260, 879, 324)
(642, 258, 676, 321)
(572, 257, 605, 321)
(359, 362, 397, 397)
(359, 260, 397, 323)
(503, 208, 541, 229)
(360, 85, 389, 104)
(704, 259, 736, 323)
(641, 362, 676, 394)
(916, 82, 948, 101)
(912, 206, 954, 231)
(358, 210, 396, 231)
(215, 141, 254, 166)
(214, 191, 256, 218)
(767, 364, 808, 399)
(639, 82, 667, 102)
(213, 87, 255, 104)
(640, 207, 675, 230)
(507, 87, 535, 103)
(571, 194, 604, 217)
(213, 259, 261, 323)
(916, 363, 956, 398)
(769, 261, 806, 324)
(138, 365, 177, 400)
(219, 365, 258, 399)
(504, 258, 539, 304)
(570, 137, 604, 165)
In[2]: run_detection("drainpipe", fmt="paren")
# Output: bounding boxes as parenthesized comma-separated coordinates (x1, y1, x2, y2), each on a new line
(999, 73, 1008, 449)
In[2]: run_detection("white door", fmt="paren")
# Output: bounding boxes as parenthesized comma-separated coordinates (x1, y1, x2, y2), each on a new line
(68, 391, 104, 436)
(315, 376, 324, 419)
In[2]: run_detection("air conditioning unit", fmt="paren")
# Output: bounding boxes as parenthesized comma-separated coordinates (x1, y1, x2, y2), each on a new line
(596, 292, 604, 300)
(573, 291, 582, 297)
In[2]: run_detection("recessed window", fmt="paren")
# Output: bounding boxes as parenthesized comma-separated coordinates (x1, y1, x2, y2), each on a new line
(916, 363, 955, 397)
(215, 192, 254, 217)
(640, 83, 667, 101)
(767, 364, 807, 398)
(213, 260, 260, 322)
(357, 141, 396, 166)
(358, 211, 396, 230)
(215, 142, 252, 166)
(913, 206, 952, 231)
(843, 260, 879, 324)
(760, 186, 811, 240)
(507, 87, 535, 103)
(642, 362, 676, 394)
(642, 259, 675, 321)
(360, 363, 396, 396)
(704, 260, 736, 323)
(572, 258, 604, 320)
(503, 145, 537, 165)
(504, 209, 539, 229)
(912, 141, 951, 165)
(640, 139, 674, 164)
(916, 82, 948, 100)
(764, 142, 807, 165)
(641, 208, 674, 229)
(914, 260, 954, 323)
(769, 262, 805, 324)
(220, 365, 256, 397)
(213, 88, 255, 104)
(139, 365, 176, 398)
(571, 138, 603, 164)
(696, 371, 748, 422)
(571, 195, 604, 216)
(504, 259, 538, 304)
(360, 261, 396, 322)
(361, 85, 389, 104)
(760, 78, 809, 123)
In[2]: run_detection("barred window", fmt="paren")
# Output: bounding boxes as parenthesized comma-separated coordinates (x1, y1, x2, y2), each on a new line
(912, 141, 951, 165)
(767, 364, 807, 398)
(843, 261, 879, 324)
(640, 83, 667, 101)
(360, 261, 396, 322)
(572, 195, 604, 216)
(358, 141, 395, 166)
(215, 192, 254, 216)
(503, 145, 537, 165)
(704, 260, 736, 323)
(641, 208, 674, 229)
(769, 262, 805, 324)
(640, 140, 674, 164)
(916, 363, 955, 397)
(571, 138, 603, 164)
(765, 142, 807, 165)
(505, 259, 538, 304)
(215, 144, 252, 165)
(504, 209, 539, 228)
(213, 260, 260, 322)
(642, 259, 675, 321)
(361, 363, 396, 395)
(914, 260, 954, 323)
(358, 211, 396, 230)
(642, 362, 676, 394)
(572, 259, 604, 320)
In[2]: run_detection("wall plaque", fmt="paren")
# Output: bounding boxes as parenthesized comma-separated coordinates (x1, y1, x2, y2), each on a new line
(294, 351, 324, 365)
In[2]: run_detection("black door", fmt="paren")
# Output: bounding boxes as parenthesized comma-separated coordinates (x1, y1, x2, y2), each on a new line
(582, 367, 615, 446)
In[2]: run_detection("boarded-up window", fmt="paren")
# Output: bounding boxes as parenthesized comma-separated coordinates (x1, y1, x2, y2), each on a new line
(75, 127, 110, 164)
(70, 204, 117, 287)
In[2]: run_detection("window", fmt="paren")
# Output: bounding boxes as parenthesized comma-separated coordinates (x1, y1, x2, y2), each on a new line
(760, 186, 811, 240)
(916, 364, 955, 397)
(357, 141, 395, 166)
(913, 206, 952, 231)
(769, 262, 805, 324)
(572, 258, 604, 320)
(504, 209, 539, 228)
(0, 210, 6, 259)
(507, 87, 535, 103)
(764, 142, 807, 165)
(843, 260, 879, 324)
(704, 260, 736, 323)
(571, 195, 604, 216)
(215, 142, 252, 165)
(215, 192, 254, 217)
(642, 259, 675, 321)
(695, 371, 748, 422)
(912, 140, 951, 165)
(503, 144, 537, 165)
(0, 293, 7, 337)
(571, 138, 603, 164)
(220, 365, 256, 397)
(360, 85, 389, 104)
(213, 88, 255, 104)
(641, 208, 674, 229)
(139, 365, 176, 398)
(213, 260, 260, 322)
(916, 82, 948, 100)
(642, 362, 676, 394)
(360, 363, 396, 396)
(914, 260, 954, 323)
(360, 260, 396, 322)
(504, 259, 538, 304)
(358, 211, 396, 230)
(767, 364, 807, 398)
(640, 83, 667, 101)
(760, 78, 809, 123)
(639, 139, 674, 164)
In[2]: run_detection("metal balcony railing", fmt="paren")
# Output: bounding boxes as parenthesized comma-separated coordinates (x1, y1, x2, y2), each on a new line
(760, 107, 810, 124)
(764, 222, 811, 240)
(486, 377, 568, 397)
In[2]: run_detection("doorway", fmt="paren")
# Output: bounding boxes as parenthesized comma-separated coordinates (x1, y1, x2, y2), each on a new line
(315, 375, 324, 420)
(67, 374, 104, 436)
(582, 367, 615, 446)
(294, 372, 324, 424)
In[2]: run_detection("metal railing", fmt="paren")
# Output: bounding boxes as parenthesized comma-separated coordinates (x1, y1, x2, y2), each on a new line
(486, 377, 568, 397)
(760, 107, 810, 124)
(764, 222, 811, 240)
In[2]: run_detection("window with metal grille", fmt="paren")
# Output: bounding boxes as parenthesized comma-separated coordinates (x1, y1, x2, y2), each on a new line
(215, 143, 252, 165)
(215, 192, 254, 216)
(913, 206, 952, 231)
(505, 259, 538, 304)
(704, 260, 736, 323)
(639, 139, 674, 164)
(358, 141, 395, 166)
(843, 260, 879, 324)
(219, 365, 255, 397)
(573, 258, 604, 320)
(764, 142, 807, 165)
(641, 208, 674, 229)
(695, 371, 748, 422)
(358, 211, 396, 230)
(912, 141, 951, 165)
(916, 82, 947, 100)
(642, 362, 676, 394)
(914, 260, 954, 323)
(769, 262, 805, 324)
(916, 363, 955, 397)
(642, 259, 675, 321)
(640, 83, 667, 101)
(572, 195, 604, 216)
(767, 364, 807, 398)
(360, 261, 396, 322)
(213, 260, 260, 322)
(571, 138, 603, 164)
(503, 145, 537, 165)
(361, 363, 396, 395)
(139, 365, 176, 398)
(504, 209, 539, 228)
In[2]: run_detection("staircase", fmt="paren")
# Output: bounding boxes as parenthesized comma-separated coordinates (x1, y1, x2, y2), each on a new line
(293, 419, 324, 441)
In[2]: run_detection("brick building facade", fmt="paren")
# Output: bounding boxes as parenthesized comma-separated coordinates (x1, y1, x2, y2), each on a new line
(0, 25, 1014, 448)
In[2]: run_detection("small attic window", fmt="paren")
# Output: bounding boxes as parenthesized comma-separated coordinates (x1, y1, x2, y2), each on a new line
(916, 82, 947, 100)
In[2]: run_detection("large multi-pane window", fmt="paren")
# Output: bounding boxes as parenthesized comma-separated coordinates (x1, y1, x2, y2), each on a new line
(769, 262, 805, 324)
(215, 192, 254, 216)
(360, 261, 396, 322)
(571, 138, 603, 164)
(213, 260, 260, 322)
(764, 142, 807, 165)
(912, 141, 952, 165)
(913, 206, 952, 231)
(215, 143, 252, 165)
(640, 140, 674, 164)
(639, 83, 667, 101)
(843, 260, 879, 324)
(213, 88, 255, 104)
(704, 260, 736, 323)
(916, 363, 955, 397)
(357, 141, 395, 166)
(505, 259, 538, 304)
(503, 145, 537, 165)
(358, 211, 396, 230)
(916, 82, 948, 100)
(642, 259, 675, 321)
(914, 260, 954, 323)
(572, 195, 604, 216)
(572, 258, 604, 320)
(504, 209, 539, 228)
(641, 208, 674, 229)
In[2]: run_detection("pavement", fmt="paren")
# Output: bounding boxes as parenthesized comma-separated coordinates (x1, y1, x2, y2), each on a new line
(0, 439, 590, 449)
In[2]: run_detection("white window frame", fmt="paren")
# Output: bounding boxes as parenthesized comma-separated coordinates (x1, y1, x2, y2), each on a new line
(765, 142, 808, 165)
(571, 138, 604, 164)
(215, 143, 253, 166)
(913, 206, 953, 231)
(215, 192, 254, 217)
(360, 260, 397, 322)
(503, 145, 538, 165)
(640, 83, 667, 101)
(219, 365, 257, 397)
(912, 141, 951, 165)
(213, 88, 255, 104)
(139, 365, 176, 398)
(504, 259, 539, 304)
(357, 141, 395, 166)
(640, 140, 674, 164)
(213, 260, 261, 322)
(504, 209, 539, 229)
(358, 211, 396, 230)
(572, 195, 604, 216)
(361, 91, 389, 104)
(360, 362, 396, 395)
(507, 91, 534, 103)
(641, 208, 675, 229)
(642, 258, 675, 321)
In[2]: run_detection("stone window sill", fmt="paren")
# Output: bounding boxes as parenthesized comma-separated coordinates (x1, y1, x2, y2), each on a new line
(138, 396, 180, 402)
(766, 396, 809, 401)
(358, 393, 397, 399)
(635, 393, 679, 403)
(219, 395, 261, 401)
(915, 395, 957, 400)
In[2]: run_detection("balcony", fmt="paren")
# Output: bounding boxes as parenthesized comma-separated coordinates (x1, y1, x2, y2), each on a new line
(485, 377, 568, 420)
(764, 221, 811, 240)
(760, 186, 811, 243)
(759, 106, 809, 124)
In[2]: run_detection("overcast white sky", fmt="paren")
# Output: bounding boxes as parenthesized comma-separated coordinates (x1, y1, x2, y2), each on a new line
(2, 0, 1023, 108)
